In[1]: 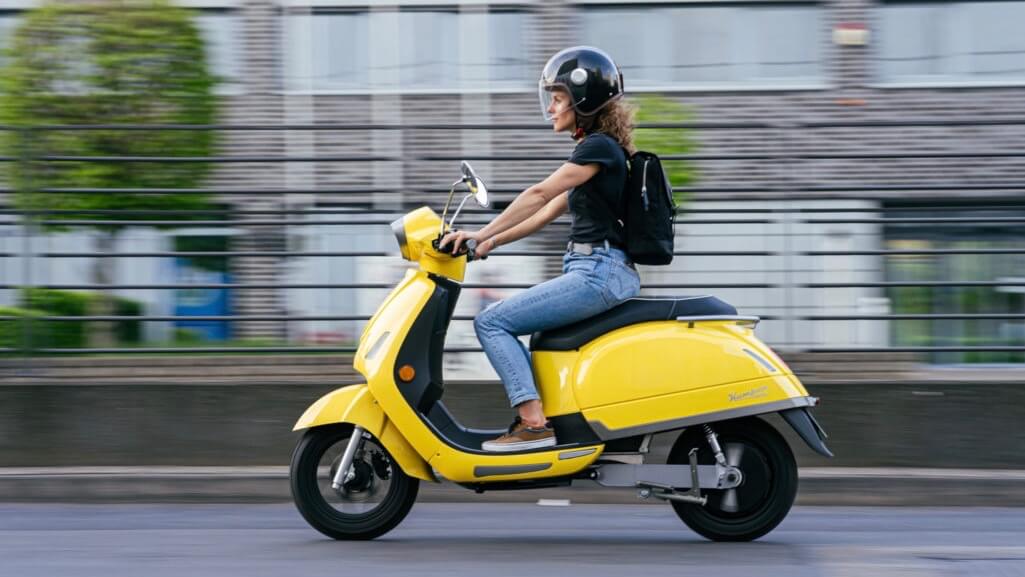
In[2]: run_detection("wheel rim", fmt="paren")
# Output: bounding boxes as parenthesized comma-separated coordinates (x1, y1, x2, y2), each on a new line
(315, 433, 395, 516)
(704, 440, 772, 518)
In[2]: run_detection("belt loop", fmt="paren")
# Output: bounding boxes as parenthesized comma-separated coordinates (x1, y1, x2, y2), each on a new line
(603, 239, 610, 251)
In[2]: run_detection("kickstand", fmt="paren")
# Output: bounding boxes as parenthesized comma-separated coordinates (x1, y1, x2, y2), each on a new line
(683, 448, 707, 504)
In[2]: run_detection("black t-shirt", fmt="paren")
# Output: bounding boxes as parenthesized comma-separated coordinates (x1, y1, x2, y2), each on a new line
(567, 133, 627, 245)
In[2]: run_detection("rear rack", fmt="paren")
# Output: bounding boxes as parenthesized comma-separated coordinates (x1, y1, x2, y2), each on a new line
(676, 315, 761, 328)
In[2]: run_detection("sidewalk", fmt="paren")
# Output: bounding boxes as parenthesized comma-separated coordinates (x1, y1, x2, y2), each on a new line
(3, 467, 1023, 506)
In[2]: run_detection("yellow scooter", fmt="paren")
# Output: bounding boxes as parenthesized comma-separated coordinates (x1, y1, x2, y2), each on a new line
(290, 162, 831, 542)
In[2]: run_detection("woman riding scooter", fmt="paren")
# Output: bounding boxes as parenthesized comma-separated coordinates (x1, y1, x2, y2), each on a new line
(441, 46, 640, 452)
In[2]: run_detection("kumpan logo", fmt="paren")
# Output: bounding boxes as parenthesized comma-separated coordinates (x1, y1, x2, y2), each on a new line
(729, 385, 768, 403)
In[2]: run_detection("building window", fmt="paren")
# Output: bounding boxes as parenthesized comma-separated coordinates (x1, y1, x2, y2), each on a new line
(876, 1, 1025, 84)
(284, 7, 531, 92)
(194, 9, 243, 91)
(580, 3, 823, 89)
(885, 205, 1025, 365)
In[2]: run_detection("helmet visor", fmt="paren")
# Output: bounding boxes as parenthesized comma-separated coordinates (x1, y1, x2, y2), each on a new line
(538, 81, 572, 122)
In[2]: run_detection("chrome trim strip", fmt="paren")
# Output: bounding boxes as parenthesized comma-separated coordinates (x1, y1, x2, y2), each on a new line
(473, 463, 552, 478)
(364, 331, 390, 361)
(588, 396, 817, 441)
(743, 348, 778, 372)
(676, 315, 761, 327)
(558, 448, 598, 461)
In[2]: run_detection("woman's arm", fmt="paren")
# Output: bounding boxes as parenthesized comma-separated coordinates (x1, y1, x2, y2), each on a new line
(441, 161, 598, 254)
(478, 193, 568, 257)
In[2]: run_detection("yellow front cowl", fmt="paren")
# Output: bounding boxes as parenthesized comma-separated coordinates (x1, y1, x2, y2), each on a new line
(401, 206, 466, 282)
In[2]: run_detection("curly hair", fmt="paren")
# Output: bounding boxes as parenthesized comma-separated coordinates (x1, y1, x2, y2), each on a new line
(580, 98, 636, 155)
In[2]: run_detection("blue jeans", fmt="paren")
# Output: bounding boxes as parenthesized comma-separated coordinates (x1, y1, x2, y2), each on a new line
(474, 246, 641, 407)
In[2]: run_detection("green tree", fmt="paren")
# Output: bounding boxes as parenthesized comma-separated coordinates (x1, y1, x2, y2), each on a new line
(632, 94, 698, 205)
(0, 0, 220, 348)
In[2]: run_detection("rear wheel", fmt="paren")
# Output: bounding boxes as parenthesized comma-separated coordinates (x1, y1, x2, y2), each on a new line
(667, 417, 797, 542)
(290, 424, 418, 540)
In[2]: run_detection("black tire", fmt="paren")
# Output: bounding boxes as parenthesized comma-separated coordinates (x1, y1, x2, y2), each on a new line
(667, 417, 797, 542)
(290, 424, 419, 540)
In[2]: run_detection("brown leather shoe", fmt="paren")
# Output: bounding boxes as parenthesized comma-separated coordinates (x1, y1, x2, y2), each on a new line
(481, 417, 556, 452)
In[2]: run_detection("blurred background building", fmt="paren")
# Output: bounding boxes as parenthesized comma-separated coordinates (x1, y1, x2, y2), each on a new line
(1, 0, 1023, 376)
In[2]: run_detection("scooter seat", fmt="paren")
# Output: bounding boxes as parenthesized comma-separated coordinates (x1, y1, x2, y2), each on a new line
(529, 295, 737, 351)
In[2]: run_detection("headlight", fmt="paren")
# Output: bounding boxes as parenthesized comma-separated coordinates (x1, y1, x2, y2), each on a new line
(390, 216, 410, 260)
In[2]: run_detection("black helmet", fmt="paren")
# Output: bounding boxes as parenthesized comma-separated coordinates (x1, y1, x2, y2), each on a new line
(539, 46, 624, 121)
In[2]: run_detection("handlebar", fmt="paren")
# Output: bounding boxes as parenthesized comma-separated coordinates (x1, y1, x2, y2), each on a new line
(432, 234, 487, 262)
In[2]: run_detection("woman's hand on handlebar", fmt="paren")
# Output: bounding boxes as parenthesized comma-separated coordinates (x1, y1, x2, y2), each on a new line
(439, 229, 481, 256)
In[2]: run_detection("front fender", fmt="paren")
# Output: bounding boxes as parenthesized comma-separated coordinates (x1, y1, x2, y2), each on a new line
(293, 384, 434, 481)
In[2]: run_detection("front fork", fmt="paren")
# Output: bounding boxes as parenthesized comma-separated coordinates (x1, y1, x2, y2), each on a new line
(332, 425, 367, 490)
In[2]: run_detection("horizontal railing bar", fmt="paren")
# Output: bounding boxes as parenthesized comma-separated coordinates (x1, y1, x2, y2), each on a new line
(0, 314, 778, 322)
(802, 218, 1025, 224)
(0, 282, 777, 290)
(802, 314, 1025, 320)
(14, 346, 496, 354)
(804, 249, 1025, 255)
(0, 121, 777, 131)
(18, 151, 1025, 164)
(6, 345, 1022, 355)
(9, 217, 1021, 227)
(1, 250, 779, 258)
(802, 118, 1025, 128)
(2, 204, 1023, 216)
(1, 185, 1023, 198)
(34, 187, 395, 195)
(27, 155, 397, 163)
(0, 207, 782, 216)
(18, 347, 360, 354)
(1, 218, 774, 227)
(3, 216, 1022, 228)
(805, 281, 1025, 288)
(0, 118, 1022, 131)
(805, 346, 1025, 353)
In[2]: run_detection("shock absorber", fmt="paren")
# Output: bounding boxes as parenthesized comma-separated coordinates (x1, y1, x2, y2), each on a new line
(703, 424, 728, 468)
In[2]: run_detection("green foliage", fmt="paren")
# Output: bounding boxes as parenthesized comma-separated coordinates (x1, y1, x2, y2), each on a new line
(0, 0, 220, 232)
(174, 235, 229, 273)
(632, 94, 698, 205)
(18, 288, 143, 348)
(0, 306, 48, 352)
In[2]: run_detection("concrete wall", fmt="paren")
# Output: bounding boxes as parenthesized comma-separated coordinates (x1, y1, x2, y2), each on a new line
(1, 359, 1022, 469)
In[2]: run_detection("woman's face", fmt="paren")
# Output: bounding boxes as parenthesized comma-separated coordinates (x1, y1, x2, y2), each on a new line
(547, 89, 576, 133)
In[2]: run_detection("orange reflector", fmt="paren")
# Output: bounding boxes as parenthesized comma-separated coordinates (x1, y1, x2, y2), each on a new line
(398, 365, 416, 382)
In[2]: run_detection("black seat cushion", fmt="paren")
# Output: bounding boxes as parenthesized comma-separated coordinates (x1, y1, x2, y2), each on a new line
(530, 296, 737, 351)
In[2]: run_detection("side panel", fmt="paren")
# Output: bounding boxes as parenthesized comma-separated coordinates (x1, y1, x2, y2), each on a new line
(292, 384, 434, 481)
(531, 350, 581, 417)
(583, 375, 810, 438)
(572, 321, 797, 410)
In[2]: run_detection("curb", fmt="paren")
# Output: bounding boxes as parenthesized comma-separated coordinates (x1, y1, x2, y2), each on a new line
(2, 467, 1023, 506)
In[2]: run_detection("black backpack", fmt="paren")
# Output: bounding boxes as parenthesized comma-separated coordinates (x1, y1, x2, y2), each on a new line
(617, 150, 676, 265)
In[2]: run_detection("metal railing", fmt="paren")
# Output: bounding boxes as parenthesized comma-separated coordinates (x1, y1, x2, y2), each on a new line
(1, 118, 1023, 361)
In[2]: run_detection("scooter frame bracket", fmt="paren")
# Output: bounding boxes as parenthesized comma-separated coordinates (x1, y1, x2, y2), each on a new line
(637, 449, 708, 505)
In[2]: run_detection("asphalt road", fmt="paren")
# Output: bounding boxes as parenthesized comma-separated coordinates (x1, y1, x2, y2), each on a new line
(2, 503, 1025, 577)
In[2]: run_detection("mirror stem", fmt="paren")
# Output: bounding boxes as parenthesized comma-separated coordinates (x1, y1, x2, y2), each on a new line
(448, 193, 474, 232)
(439, 178, 466, 238)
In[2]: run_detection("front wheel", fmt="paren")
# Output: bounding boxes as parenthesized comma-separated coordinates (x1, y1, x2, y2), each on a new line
(667, 417, 797, 542)
(290, 424, 418, 540)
